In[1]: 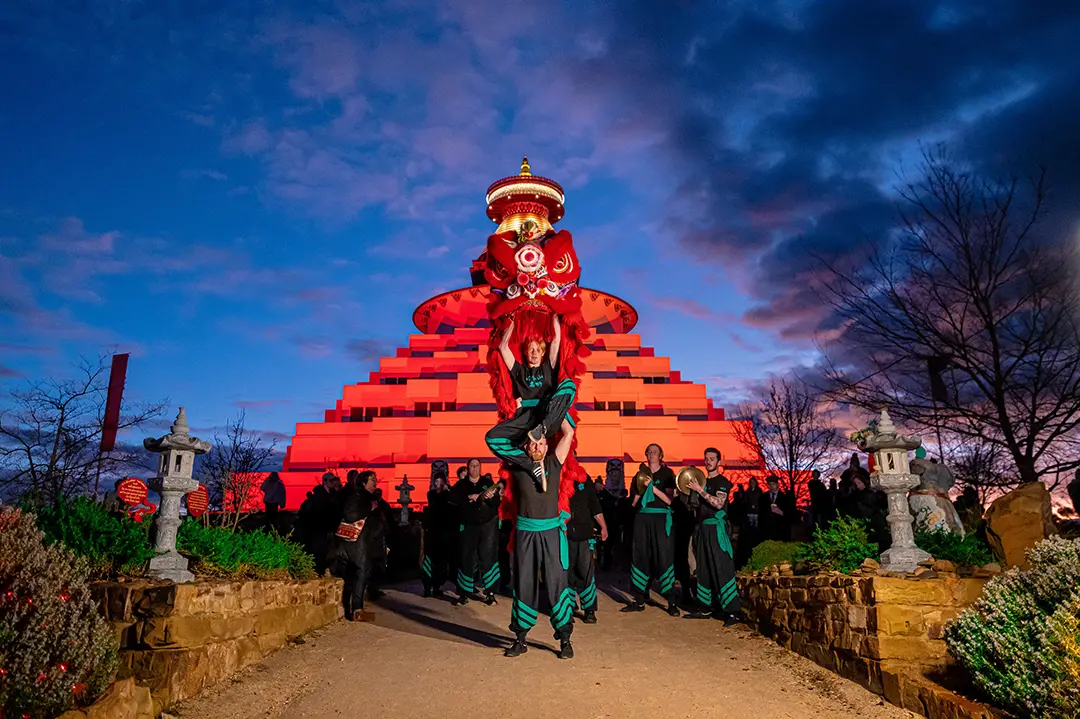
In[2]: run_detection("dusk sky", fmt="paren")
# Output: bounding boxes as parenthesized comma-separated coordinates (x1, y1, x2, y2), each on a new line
(2, 1, 1078, 449)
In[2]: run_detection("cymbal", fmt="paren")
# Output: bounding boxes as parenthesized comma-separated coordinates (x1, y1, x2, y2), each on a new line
(675, 466, 706, 495)
(633, 466, 653, 494)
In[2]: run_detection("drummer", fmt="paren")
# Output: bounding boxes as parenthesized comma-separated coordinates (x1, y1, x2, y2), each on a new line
(620, 443, 679, 616)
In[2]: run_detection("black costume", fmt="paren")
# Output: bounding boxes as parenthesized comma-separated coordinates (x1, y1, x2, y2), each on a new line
(329, 485, 375, 617)
(485, 361, 577, 476)
(422, 486, 456, 595)
(693, 474, 740, 616)
(629, 465, 677, 606)
(451, 474, 501, 598)
(567, 478, 603, 616)
(672, 487, 699, 601)
(508, 455, 574, 643)
(295, 483, 340, 575)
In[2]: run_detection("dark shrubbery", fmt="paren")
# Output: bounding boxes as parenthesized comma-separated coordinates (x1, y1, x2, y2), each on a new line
(796, 516, 879, 574)
(177, 520, 315, 580)
(914, 526, 994, 567)
(744, 540, 803, 571)
(0, 508, 118, 718)
(34, 497, 156, 578)
(945, 536, 1080, 718)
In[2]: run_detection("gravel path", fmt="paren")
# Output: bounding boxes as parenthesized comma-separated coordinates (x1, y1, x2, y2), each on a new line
(174, 578, 915, 719)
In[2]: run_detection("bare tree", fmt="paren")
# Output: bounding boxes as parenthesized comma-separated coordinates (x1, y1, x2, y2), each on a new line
(820, 150, 1080, 486)
(0, 356, 167, 505)
(197, 411, 278, 531)
(733, 376, 842, 499)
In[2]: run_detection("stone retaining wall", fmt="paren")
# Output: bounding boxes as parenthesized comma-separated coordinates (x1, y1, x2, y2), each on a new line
(91, 577, 343, 712)
(739, 572, 1000, 719)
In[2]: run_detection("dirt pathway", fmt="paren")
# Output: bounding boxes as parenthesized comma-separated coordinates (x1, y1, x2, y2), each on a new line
(174, 579, 914, 719)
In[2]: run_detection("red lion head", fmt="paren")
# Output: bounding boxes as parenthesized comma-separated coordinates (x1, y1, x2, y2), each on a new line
(484, 228, 581, 320)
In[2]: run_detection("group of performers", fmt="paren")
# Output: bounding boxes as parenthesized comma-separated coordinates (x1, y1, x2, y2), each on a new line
(417, 317, 740, 660)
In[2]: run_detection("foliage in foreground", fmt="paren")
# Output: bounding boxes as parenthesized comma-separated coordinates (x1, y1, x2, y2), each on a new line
(744, 541, 803, 571)
(34, 497, 156, 578)
(914, 525, 994, 567)
(0, 508, 118, 718)
(177, 520, 315, 580)
(945, 536, 1080, 718)
(796, 516, 878, 574)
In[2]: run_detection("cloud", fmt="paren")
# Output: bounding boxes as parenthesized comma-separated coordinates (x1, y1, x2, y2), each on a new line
(345, 338, 392, 364)
(181, 168, 228, 181)
(0, 364, 23, 378)
(234, 399, 292, 410)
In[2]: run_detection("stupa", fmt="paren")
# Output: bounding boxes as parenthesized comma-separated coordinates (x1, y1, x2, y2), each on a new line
(268, 158, 760, 508)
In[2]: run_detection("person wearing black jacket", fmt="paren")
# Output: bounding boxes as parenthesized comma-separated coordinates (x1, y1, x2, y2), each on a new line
(330, 470, 378, 622)
(451, 458, 501, 605)
(295, 472, 342, 575)
(567, 476, 608, 624)
(621, 443, 679, 617)
(758, 474, 796, 542)
(422, 461, 455, 598)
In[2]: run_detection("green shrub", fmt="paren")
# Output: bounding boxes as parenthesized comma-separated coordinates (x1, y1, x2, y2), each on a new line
(177, 520, 315, 580)
(945, 536, 1080, 718)
(33, 497, 156, 578)
(796, 516, 878, 574)
(914, 526, 994, 567)
(744, 541, 803, 571)
(0, 508, 118, 718)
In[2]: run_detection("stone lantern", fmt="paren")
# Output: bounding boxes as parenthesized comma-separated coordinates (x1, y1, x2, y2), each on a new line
(144, 407, 211, 582)
(862, 407, 931, 573)
(395, 474, 415, 526)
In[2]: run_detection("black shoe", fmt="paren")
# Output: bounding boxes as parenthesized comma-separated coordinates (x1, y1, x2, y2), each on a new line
(684, 610, 711, 619)
(666, 603, 681, 617)
(619, 602, 645, 613)
(432, 589, 444, 600)
(558, 639, 574, 660)
(484, 593, 497, 606)
(456, 595, 470, 606)
(722, 613, 740, 627)
(582, 611, 597, 624)
(527, 423, 547, 442)
(504, 637, 528, 657)
(422, 587, 432, 598)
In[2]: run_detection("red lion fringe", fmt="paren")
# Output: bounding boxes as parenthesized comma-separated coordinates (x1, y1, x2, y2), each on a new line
(486, 300, 591, 551)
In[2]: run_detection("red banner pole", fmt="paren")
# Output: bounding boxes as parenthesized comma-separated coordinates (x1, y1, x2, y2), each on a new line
(96, 353, 130, 498)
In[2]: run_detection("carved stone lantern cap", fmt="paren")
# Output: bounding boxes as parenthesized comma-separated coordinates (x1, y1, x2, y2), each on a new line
(143, 407, 212, 454)
(862, 407, 922, 453)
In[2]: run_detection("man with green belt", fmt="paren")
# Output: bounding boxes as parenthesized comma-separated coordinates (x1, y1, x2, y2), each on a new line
(504, 418, 576, 660)
(684, 447, 740, 625)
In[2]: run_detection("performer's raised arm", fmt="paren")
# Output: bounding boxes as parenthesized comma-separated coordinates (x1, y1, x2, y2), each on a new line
(554, 417, 574, 465)
(499, 318, 516, 370)
(548, 314, 561, 369)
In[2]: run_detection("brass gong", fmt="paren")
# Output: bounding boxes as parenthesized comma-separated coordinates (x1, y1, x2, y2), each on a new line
(633, 466, 653, 494)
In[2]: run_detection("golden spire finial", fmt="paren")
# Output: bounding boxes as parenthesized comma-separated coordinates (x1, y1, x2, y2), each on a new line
(520, 155, 531, 176)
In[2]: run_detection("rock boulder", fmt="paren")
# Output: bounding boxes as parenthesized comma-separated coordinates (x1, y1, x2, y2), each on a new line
(985, 482, 1057, 568)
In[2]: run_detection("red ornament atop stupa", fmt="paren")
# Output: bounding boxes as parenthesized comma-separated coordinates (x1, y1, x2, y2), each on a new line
(263, 158, 760, 509)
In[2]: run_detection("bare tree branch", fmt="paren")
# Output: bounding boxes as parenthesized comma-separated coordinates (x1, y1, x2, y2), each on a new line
(196, 410, 278, 531)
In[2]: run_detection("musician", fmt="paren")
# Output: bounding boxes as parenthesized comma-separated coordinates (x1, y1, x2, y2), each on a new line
(672, 465, 700, 605)
(685, 448, 740, 625)
(567, 474, 608, 624)
(451, 458, 501, 605)
(621, 443, 679, 616)
(330, 470, 379, 622)
(485, 316, 577, 482)
(422, 461, 454, 598)
(505, 420, 577, 659)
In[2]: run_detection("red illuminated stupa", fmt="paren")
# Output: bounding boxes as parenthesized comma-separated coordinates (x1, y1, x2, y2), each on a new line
(272, 158, 760, 508)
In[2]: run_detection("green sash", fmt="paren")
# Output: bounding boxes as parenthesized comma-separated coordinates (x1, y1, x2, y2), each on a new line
(516, 511, 571, 570)
(702, 510, 733, 557)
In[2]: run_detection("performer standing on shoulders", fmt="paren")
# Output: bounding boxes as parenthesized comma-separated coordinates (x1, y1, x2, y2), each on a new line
(505, 419, 577, 659)
(685, 448, 740, 625)
(622, 443, 679, 616)
(567, 474, 608, 624)
(485, 316, 577, 481)
(451, 458, 501, 605)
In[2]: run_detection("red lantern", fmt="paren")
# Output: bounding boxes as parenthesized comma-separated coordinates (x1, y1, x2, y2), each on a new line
(187, 484, 209, 518)
(117, 477, 149, 506)
(867, 453, 876, 472)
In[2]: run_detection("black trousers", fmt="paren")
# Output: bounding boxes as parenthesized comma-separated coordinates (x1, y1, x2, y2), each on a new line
(457, 518, 500, 595)
(485, 378, 577, 472)
(422, 524, 455, 592)
(335, 539, 371, 616)
(630, 513, 675, 603)
(673, 514, 695, 600)
(510, 526, 574, 640)
(567, 538, 598, 612)
(695, 519, 740, 614)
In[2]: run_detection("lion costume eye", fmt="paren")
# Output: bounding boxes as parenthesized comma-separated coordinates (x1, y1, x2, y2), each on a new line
(552, 253, 573, 275)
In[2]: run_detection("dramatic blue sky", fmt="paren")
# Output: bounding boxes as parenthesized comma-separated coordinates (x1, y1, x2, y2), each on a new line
(1, 0, 1078, 446)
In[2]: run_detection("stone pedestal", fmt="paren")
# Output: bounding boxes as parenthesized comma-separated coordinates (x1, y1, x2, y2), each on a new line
(875, 472, 932, 572)
(395, 475, 415, 526)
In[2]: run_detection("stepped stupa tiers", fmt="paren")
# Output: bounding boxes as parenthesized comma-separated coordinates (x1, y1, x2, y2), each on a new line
(268, 158, 760, 508)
